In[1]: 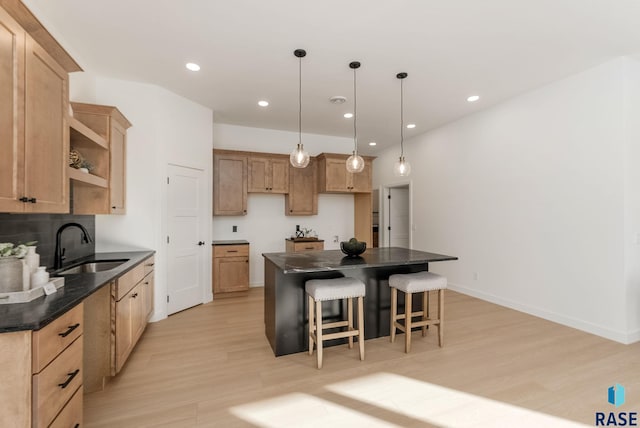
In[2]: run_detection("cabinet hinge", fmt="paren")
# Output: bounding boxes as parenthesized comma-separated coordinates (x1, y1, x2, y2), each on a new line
(167, 236, 170, 244)
(167, 177, 170, 184)
(388, 226, 391, 231)
(167, 295, 170, 303)
(388, 194, 391, 199)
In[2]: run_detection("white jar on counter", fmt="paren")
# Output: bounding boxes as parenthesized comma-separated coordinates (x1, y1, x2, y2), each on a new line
(31, 266, 49, 288)
(24, 246, 39, 274)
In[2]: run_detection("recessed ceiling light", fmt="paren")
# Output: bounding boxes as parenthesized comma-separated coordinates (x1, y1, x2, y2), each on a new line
(344, 113, 353, 119)
(369, 142, 377, 146)
(406, 123, 416, 129)
(185, 62, 200, 71)
(467, 95, 480, 102)
(258, 100, 269, 107)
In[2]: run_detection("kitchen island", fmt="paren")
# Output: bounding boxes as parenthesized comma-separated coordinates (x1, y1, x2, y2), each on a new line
(262, 247, 457, 356)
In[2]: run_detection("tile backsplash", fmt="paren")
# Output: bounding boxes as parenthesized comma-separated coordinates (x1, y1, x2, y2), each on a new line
(0, 214, 95, 269)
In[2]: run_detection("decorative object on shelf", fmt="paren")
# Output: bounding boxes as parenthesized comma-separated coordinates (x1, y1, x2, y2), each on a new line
(69, 148, 94, 172)
(346, 61, 365, 173)
(340, 237, 367, 257)
(69, 148, 82, 168)
(295, 224, 304, 238)
(290, 49, 310, 168)
(393, 72, 411, 177)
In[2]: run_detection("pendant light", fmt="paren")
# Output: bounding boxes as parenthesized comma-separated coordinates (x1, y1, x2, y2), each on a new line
(290, 49, 310, 168)
(393, 72, 411, 177)
(346, 61, 365, 173)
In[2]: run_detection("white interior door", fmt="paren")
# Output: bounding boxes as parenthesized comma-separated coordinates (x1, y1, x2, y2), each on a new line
(167, 164, 207, 315)
(389, 186, 410, 248)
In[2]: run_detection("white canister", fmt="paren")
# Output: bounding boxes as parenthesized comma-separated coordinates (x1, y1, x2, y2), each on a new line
(22, 259, 30, 291)
(24, 246, 39, 274)
(31, 266, 49, 288)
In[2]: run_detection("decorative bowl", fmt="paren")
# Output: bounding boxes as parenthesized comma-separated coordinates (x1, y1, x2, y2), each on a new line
(340, 239, 366, 257)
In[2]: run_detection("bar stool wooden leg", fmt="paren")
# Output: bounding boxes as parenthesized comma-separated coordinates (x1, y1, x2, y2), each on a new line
(308, 295, 314, 355)
(357, 296, 365, 360)
(438, 289, 444, 347)
(347, 297, 354, 349)
(422, 290, 429, 337)
(390, 287, 397, 343)
(405, 291, 413, 353)
(315, 300, 323, 369)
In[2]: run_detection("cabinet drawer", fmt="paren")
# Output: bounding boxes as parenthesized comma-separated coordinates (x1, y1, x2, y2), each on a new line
(33, 336, 82, 428)
(115, 262, 145, 300)
(49, 385, 82, 428)
(295, 241, 324, 252)
(214, 244, 249, 258)
(32, 304, 83, 373)
(143, 255, 155, 275)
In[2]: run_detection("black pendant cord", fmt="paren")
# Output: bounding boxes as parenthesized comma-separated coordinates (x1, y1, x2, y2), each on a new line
(298, 54, 302, 144)
(400, 77, 404, 158)
(397, 72, 408, 159)
(350, 61, 361, 155)
(353, 66, 357, 153)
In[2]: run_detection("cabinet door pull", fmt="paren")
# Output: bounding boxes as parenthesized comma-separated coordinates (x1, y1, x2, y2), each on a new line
(131, 293, 138, 298)
(146, 263, 155, 267)
(74, 424, 80, 428)
(28, 197, 37, 203)
(112, 206, 117, 209)
(198, 241, 205, 246)
(19, 196, 29, 202)
(305, 247, 314, 250)
(227, 250, 238, 253)
(58, 323, 80, 337)
(58, 369, 80, 389)
(144, 281, 150, 285)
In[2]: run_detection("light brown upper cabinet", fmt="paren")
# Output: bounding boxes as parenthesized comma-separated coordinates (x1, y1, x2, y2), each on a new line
(69, 103, 132, 215)
(248, 154, 289, 193)
(286, 157, 318, 216)
(213, 150, 248, 216)
(317, 153, 373, 193)
(0, 3, 81, 213)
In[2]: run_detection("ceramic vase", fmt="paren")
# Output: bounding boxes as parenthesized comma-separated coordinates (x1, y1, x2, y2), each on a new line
(22, 259, 30, 291)
(0, 257, 24, 293)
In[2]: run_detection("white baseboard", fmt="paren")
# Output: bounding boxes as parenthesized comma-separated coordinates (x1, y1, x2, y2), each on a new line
(449, 283, 636, 345)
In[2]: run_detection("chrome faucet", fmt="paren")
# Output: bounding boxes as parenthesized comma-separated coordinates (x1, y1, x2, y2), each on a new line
(54, 223, 93, 270)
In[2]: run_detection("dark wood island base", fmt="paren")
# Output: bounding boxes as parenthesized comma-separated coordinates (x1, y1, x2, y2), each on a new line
(263, 247, 457, 356)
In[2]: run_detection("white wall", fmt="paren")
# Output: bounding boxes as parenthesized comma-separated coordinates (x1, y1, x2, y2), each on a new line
(374, 58, 634, 342)
(213, 124, 356, 285)
(623, 57, 640, 340)
(70, 74, 214, 321)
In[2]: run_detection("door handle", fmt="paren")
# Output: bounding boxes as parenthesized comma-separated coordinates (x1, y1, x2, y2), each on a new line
(198, 241, 205, 246)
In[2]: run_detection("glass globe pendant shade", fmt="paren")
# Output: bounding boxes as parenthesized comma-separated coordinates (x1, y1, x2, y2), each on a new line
(346, 151, 365, 173)
(393, 156, 411, 177)
(290, 143, 310, 168)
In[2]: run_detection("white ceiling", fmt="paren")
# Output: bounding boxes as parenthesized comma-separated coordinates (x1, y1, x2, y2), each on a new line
(26, 0, 640, 154)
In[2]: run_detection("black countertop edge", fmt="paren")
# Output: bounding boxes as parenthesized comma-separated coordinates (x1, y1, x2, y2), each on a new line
(212, 240, 249, 246)
(262, 247, 458, 274)
(0, 250, 155, 333)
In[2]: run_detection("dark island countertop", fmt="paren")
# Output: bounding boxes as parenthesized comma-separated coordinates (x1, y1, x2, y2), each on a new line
(262, 247, 458, 274)
(0, 250, 154, 333)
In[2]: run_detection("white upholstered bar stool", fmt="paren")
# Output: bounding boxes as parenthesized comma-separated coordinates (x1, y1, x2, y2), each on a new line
(389, 271, 447, 353)
(306, 277, 366, 369)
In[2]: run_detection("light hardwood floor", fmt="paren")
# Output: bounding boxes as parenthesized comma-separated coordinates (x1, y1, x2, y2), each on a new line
(85, 289, 640, 427)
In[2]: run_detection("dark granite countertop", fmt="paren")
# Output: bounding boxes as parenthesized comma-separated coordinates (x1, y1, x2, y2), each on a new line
(212, 240, 249, 246)
(262, 247, 457, 274)
(0, 250, 154, 333)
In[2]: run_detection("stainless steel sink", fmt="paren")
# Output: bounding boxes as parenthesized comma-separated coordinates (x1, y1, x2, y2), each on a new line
(57, 259, 129, 275)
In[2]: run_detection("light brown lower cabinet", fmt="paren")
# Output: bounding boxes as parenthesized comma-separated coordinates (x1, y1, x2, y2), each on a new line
(83, 256, 155, 392)
(0, 303, 84, 428)
(213, 244, 250, 294)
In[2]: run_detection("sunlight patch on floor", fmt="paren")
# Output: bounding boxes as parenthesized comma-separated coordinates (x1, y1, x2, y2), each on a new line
(229, 392, 400, 428)
(326, 372, 590, 428)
